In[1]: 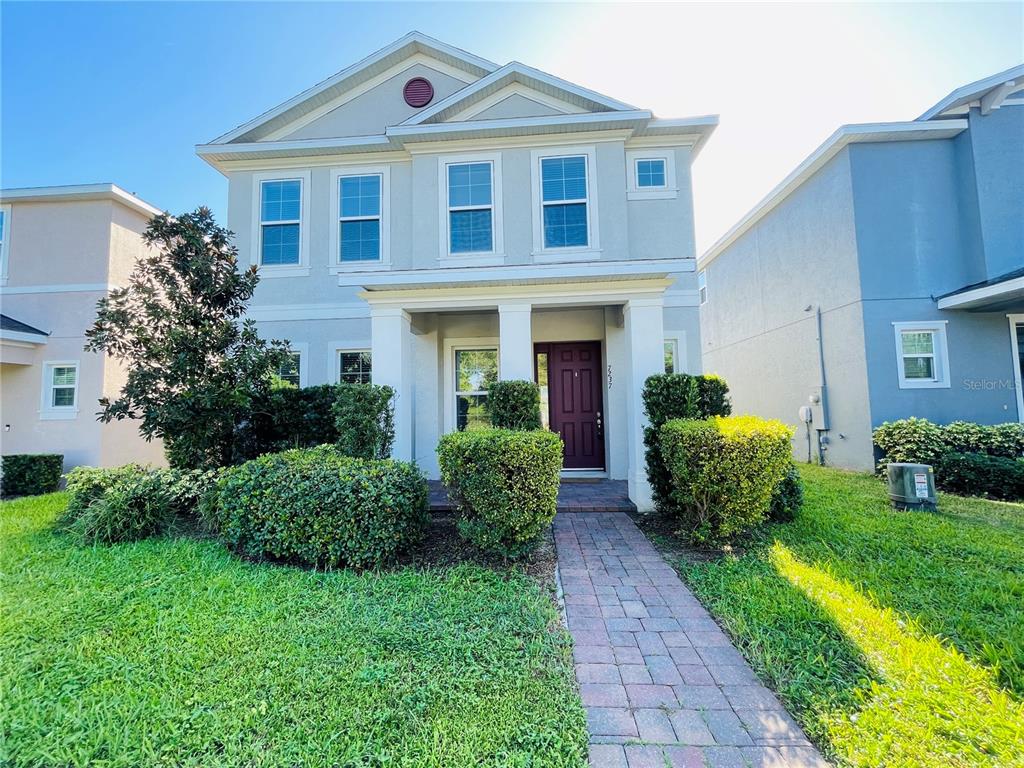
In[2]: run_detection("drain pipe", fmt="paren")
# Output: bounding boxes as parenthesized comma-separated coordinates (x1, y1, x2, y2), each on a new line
(806, 305, 831, 465)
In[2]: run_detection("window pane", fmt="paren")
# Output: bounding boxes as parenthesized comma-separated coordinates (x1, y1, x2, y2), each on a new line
(664, 341, 676, 374)
(637, 159, 666, 188)
(52, 387, 75, 408)
(536, 351, 549, 430)
(543, 203, 588, 248)
(261, 223, 300, 265)
(448, 162, 491, 208)
(450, 209, 493, 253)
(261, 180, 301, 222)
(456, 394, 489, 431)
(340, 220, 380, 262)
(901, 331, 934, 355)
(541, 156, 587, 202)
(903, 356, 934, 380)
(455, 349, 498, 392)
(52, 366, 77, 386)
(340, 175, 380, 218)
(0, 210, 5, 242)
(340, 351, 372, 384)
(278, 353, 301, 387)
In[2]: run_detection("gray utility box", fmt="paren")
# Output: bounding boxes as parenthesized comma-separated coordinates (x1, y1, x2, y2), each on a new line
(887, 463, 937, 512)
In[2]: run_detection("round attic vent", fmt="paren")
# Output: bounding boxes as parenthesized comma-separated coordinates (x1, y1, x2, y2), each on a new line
(403, 77, 434, 108)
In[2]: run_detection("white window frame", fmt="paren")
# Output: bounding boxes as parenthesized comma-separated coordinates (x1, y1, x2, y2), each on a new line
(277, 342, 308, 388)
(442, 337, 499, 433)
(437, 152, 504, 266)
(893, 321, 950, 389)
(530, 145, 600, 262)
(0, 203, 11, 286)
(40, 360, 79, 420)
(626, 151, 678, 200)
(250, 170, 311, 278)
(698, 271, 707, 305)
(329, 341, 372, 384)
(329, 165, 391, 273)
(1008, 314, 1024, 423)
(664, 333, 688, 374)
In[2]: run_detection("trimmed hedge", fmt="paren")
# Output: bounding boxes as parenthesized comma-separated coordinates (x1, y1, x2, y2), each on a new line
(437, 429, 562, 557)
(1, 454, 63, 498)
(642, 373, 732, 514)
(936, 452, 1024, 501)
(211, 445, 427, 569)
(333, 384, 395, 460)
(660, 415, 793, 544)
(234, 383, 341, 462)
(486, 380, 542, 430)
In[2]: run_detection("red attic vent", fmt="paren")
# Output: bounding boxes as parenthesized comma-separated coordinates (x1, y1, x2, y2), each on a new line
(403, 77, 434, 108)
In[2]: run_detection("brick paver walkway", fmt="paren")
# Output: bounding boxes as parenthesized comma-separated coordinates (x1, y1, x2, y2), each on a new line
(554, 513, 829, 768)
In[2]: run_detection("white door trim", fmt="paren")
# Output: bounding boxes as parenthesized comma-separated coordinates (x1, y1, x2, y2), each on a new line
(1008, 314, 1024, 423)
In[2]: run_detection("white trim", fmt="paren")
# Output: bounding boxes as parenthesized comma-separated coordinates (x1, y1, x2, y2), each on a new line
(1009, 314, 1024, 423)
(0, 183, 162, 218)
(697, 271, 707, 305)
(387, 111, 652, 143)
(0, 203, 10, 286)
(892, 321, 950, 389)
(448, 83, 583, 122)
(530, 145, 600, 257)
(329, 341, 373, 384)
(663, 332, 689, 374)
(246, 302, 368, 322)
(0, 283, 113, 295)
(437, 151, 504, 263)
(442, 337, 499, 433)
(699, 120, 969, 269)
(250, 170, 311, 275)
(329, 164, 391, 269)
(0, 329, 47, 344)
(626, 151, 678, 200)
(918, 64, 1024, 120)
(531, 249, 602, 263)
(40, 359, 79, 419)
(937, 275, 1024, 310)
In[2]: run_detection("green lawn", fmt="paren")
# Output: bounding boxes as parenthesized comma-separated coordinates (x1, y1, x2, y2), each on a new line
(665, 465, 1024, 768)
(0, 493, 586, 768)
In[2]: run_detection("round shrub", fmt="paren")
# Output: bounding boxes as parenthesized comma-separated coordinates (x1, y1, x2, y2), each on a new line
(212, 445, 427, 568)
(768, 465, 804, 523)
(437, 429, 562, 557)
(1, 454, 63, 498)
(68, 470, 175, 545)
(873, 417, 945, 470)
(486, 380, 542, 430)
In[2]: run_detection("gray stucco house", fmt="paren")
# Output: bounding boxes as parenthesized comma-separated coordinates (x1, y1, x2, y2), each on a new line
(699, 66, 1023, 470)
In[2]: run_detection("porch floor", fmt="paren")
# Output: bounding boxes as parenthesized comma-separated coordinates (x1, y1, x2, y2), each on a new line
(429, 479, 636, 513)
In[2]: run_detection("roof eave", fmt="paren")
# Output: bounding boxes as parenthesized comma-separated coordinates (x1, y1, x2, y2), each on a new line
(0, 183, 163, 218)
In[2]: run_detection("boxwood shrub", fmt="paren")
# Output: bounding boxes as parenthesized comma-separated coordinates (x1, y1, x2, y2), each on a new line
(437, 429, 562, 557)
(333, 384, 395, 460)
(1, 454, 63, 498)
(936, 452, 1024, 501)
(211, 445, 427, 569)
(486, 380, 542, 430)
(768, 464, 804, 523)
(660, 415, 793, 544)
(234, 383, 342, 462)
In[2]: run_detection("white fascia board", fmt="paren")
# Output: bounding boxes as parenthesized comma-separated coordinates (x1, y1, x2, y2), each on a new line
(387, 110, 652, 142)
(699, 120, 969, 269)
(917, 63, 1024, 120)
(0, 329, 48, 344)
(195, 135, 395, 173)
(398, 61, 637, 126)
(0, 183, 163, 218)
(208, 32, 498, 145)
(937, 275, 1024, 310)
(630, 116, 719, 157)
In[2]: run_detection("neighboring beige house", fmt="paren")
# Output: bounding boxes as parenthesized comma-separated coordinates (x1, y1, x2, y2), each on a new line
(0, 184, 167, 471)
(197, 32, 716, 509)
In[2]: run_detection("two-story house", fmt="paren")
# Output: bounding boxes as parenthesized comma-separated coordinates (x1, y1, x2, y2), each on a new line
(196, 32, 716, 509)
(699, 65, 1024, 470)
(0, 184, 167, 471)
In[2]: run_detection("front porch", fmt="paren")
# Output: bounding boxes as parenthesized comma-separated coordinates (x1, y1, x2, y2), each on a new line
(428, 478, 636, 513)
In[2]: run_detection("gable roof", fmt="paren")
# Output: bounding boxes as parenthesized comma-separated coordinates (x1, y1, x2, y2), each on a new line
(212, 31, 498, 144)
(0, 314, 48, 338)
(399, 61, 636, 126)
(918, 63, 1024, 120)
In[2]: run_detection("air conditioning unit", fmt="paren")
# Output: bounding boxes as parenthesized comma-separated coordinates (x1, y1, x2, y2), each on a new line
(887, 463, 937, 512)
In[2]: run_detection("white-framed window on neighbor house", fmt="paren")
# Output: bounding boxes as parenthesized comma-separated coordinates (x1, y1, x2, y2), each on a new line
(0, 203, 11, 285)
(531, 146, 598, 259)
(438, 153, 503, 264)
(330, 165, 390, 272)
(893, 321, 950, 389)
(698, 271, 708, 305)
(626, 150, 677, 200)
(41, 361, 79, 419)
(251, 171, 310, 276)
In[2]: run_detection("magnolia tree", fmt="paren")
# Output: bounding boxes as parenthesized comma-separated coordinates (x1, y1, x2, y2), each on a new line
(85, 207, 289, 469)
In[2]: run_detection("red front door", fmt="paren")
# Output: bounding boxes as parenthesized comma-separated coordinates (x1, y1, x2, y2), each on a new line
(544, 342, 605, 470)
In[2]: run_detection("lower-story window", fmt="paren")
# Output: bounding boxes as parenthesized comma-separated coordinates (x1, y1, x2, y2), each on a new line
(339, 351, 372, 384)
(277, 352, 301, 387)
(893, 321, 950, 389)
(41, 361, 79, 417)
(664, 340, 679, 374)
(455, 348, 497, 431)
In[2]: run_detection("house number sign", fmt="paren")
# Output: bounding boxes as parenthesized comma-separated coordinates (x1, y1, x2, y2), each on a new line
(607, 365, 613, 390)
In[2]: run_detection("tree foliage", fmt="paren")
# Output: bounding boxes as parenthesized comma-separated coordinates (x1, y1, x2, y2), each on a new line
(85, 207, 289, 469)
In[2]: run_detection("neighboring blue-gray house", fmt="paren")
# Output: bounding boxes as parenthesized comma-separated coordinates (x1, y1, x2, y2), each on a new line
(698, 66, 1023, 470)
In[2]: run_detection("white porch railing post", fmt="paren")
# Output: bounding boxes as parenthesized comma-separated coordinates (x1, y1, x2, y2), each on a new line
(623, 297, 665, 512)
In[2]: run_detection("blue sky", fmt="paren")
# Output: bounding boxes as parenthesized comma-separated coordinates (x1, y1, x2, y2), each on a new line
(2, 2, 1021, 251)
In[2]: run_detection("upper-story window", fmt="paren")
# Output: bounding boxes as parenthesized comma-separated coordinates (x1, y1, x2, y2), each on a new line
(339, 174, 382, 262)
(636, 159, 667, 188)
(541, 155, 589, 249)
(447, 162, 493, 254)
(259, 180, 301, 265)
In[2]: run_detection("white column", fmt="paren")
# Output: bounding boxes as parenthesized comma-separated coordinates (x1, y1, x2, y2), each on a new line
(498, 302, 533, 380)
(623, 297, 665, 511)
(371, 307, 413, 461)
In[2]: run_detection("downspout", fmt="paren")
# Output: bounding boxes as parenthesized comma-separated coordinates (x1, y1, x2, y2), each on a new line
(813, 306, 831, 465)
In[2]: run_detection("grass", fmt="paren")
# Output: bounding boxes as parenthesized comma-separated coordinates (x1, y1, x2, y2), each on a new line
(0, 493, 587, 768)
(660, 464, 1024, 768)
